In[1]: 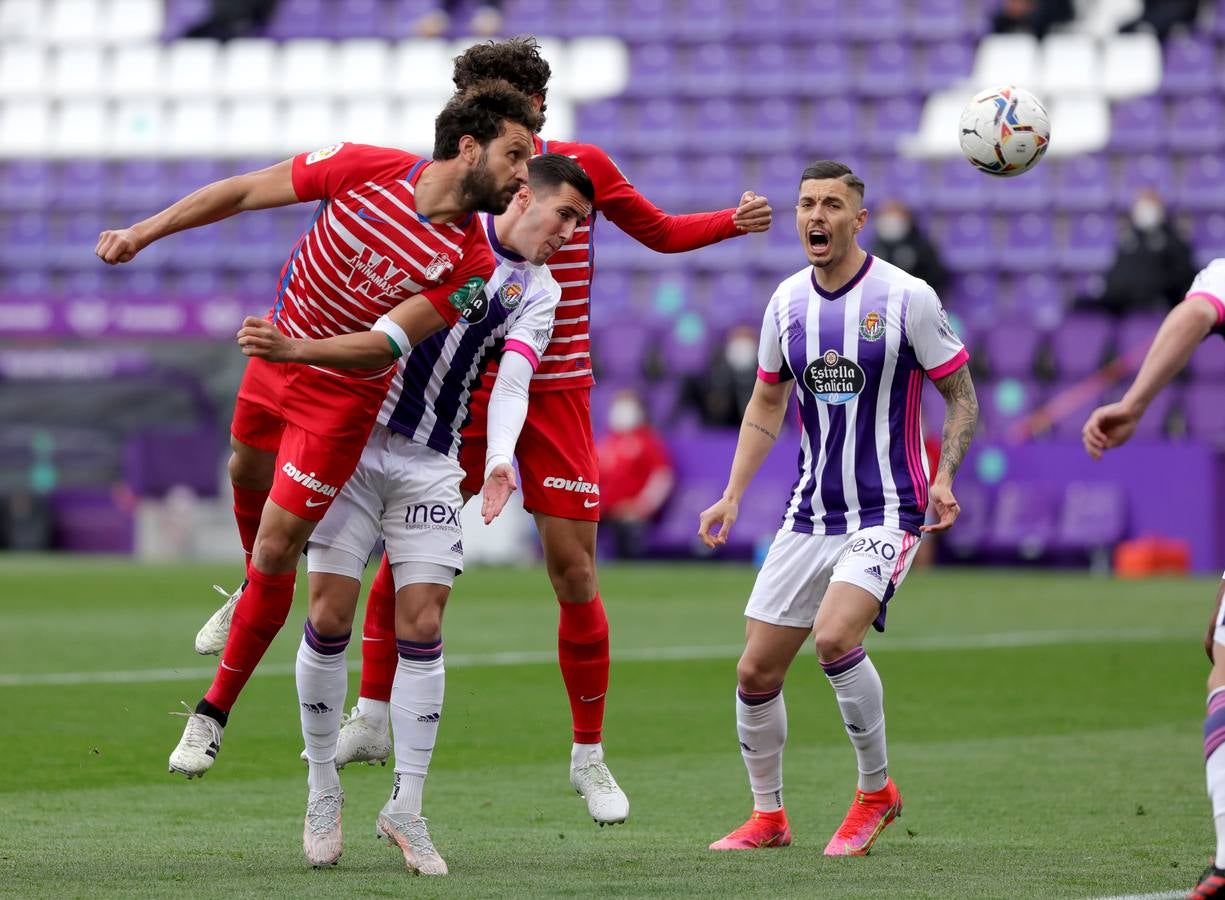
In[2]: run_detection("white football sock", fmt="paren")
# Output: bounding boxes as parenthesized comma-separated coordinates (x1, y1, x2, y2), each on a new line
(1205, 687, 1225, 864)
(386, 654, 445, 815)
(822, 648, 888, 793)
(356, 696, 390, 732)
(296, 633, 347, 792)
(736, 687, 787, 813)
(571, 742, 604, 769)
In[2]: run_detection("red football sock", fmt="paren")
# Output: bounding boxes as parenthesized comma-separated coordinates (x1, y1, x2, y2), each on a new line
(204, 565, 296, 713)
(359, 552, 397, 703)
(557, 594, 610, 745)
(231, 484, 268, 569)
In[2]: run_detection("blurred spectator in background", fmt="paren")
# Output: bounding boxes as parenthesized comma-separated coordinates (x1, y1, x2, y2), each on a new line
(185, 0, 279, 39)
(871, 200, 949, 296)
(415, 1, 503, 36)
(682, 324, 759, 428)
(1120, 0, 1202, 41)
(598, 390, 674, 558)
(990, 0, 1074, 38)
(1094, 189, 1197, 316)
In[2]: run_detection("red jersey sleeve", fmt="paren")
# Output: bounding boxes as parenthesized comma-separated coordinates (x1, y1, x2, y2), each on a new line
(570, 142, 742, 252)
(416, 226, 496, 327)
(291, 142, 418, 202)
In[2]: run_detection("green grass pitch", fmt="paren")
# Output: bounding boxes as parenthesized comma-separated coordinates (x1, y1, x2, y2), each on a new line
(0, 557, 1217, 898)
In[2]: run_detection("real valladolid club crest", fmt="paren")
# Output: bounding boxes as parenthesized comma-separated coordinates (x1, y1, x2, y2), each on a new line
(859, 310, 885, 341)
(499, 281, 524, 309)
(425, 252, 453, 281)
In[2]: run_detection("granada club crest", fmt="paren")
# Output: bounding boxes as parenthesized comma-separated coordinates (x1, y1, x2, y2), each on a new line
(425, 252, 454, 281)
(859, 310, 885, 341)
(803, 349, 866, 405)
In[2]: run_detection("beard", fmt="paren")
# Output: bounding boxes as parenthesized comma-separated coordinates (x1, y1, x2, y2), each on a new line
(460, 152, 517, 215)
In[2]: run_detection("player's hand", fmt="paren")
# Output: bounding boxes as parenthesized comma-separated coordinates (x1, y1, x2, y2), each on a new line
(481, 463, 517, 524)
(94, 227, 144, 265)
(921, 482, 960, 533)
(237, 316, 296, 362)
(732, 191, 771, 233)
(698, 497, 739, 549)
(1082, 401, 1141, 460)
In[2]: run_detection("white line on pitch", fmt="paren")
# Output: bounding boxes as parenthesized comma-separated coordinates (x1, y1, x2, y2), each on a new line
(0, 626, 1194, 688)
(1088, 891, 1186, 899)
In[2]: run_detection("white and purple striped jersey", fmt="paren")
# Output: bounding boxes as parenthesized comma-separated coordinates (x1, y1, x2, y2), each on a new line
(757, 254, 969, 536)
(378, 213, 561, 458)
(1186, 258, 1225, 338)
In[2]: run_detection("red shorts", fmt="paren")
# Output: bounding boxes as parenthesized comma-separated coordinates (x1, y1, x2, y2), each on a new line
(459, 384, 600, 522)
(231, 357, 391, 522)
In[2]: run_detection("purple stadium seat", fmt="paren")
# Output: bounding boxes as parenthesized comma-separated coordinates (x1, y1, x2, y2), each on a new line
(857, 41, 914, 97)
(4, 270, 51, 294)
(501, 0, 555, 34)
(624, 43, 679, 98)
(331, 0, 383, 38)
(873, 157, 929, 208)
(1167, 96, 1223, 153)
(124, 427, 222, 498)
(1188, 333, 1225, 381)
(1175, 155, 1225, 213)
(683, 98, 739, 152)
(1129, 386, 1179, 440)
(744, 97, 803, 152)
(1192, 215, 1225, 267)
(909, 0, 974, 40)
(166, 220, 226, 271)
(661, 324, 715, 380)
(1058, 212, 1119, 273)
(808, 97, 860, 155)
(739, 43, 801, 98)
(1114, 313, 1166, 367)
(929, 158, 988, 212)
(1054, 482, 1127, 551)
(228, 212, 284, 270)
(0, 161, 53, 211)
(574, 99, 626, 152)
(621, 154, 688, 211)
(680, 44, 739, 97)
(847, 0, 906, 39)
(672, 0, 736, 42)
(265, 0, 329, 38)
(1011, 272, 1066, 328)
(650, 480, 724, 556)
(937, 213, 993, 271)
(173, 269, 224, 296)
(861, 96, 922, 153)
(1108, 96, 1166, 154)
(565, 0, 620, 35)
(592, 320, 651, 381)
(917, 39, 975, 91)
(999, 214, 1054, 272)
(1161, 34, 1219, 95)
(988, 481, 1058, 556)
(1184, 382, 1225, 446)
(983, 320, 1042, 377)
(162, 0, 210, 37)
(53, 160, 109, 211)
(174, 160, 227, 200)
(0, 214, 50, 269)
(643, 379, 683, 428)
(625, 98, 687, 153)
(1114, 154, 1172, 210)
(620, 0, 670, 41)
(733, 0, 814, 40)
(1050, 313, 1114, 378)
(943, 481, 991, 558)
(682, 155, 744, 207)
(1052, 155, 1112, 212)
(54, 212, 109, 269)
(805, 42, 852, 96)
(107, 160, 172, 212)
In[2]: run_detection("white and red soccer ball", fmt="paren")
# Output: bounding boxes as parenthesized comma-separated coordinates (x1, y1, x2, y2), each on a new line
(958, 85, 1051, 178)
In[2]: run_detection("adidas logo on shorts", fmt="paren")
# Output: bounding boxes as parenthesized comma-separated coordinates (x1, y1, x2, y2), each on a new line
(864, 564, 883, 580)
(449, 540, 463, 555)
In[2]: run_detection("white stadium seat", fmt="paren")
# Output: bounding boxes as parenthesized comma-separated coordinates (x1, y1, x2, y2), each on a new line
(224, 98, 283, 155)
(391, 40, 455, 98)
(335, 39, 391, 97)
(898, 89, 964, 157)
(0, 0, 45, 41)
(283, 98, 336, 153)
(533, 37, 569, 92)
(0, 99, 51, 156)
(1038, 33, 1099, 96)
(566, 37, 629, 101)
(0, 43, 48, 98)
(165, 40, 220, 98)
(539, 98, 573, 142)
(166, 98, 222, 155)
(218, 39, 278, 98)
(1046, 95, 1110, 156)
(49, 45, 106, 97)
(391, 98, 444, 155)
(970, 33, 1040, 91)
(335, 98, 393, 148)
(100, 0, 163, 43)
(51, 97, 109, 155)
(109, 43, 163, 96)
(1100, 32, 1162, 99)
(280, 40, 336, 98)
(111, 97, 164, 155)
(45, 0, 103, 43)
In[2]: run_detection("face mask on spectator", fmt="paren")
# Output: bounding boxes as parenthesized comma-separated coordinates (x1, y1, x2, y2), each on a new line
(1131, 199, 1164, 231)
(725, 338, 758, 370)
(875, 212, 909, 242)
(609, 399, 644, 432)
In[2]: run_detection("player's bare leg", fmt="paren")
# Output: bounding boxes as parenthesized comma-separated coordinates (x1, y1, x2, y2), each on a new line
(1192, 581, 1225, 898)
(195, 438, 277, 654)
(536, 513, 628, 825)
(710, 619, 808, 850)
(814, 582, 902, 857)
(377, 575, 451, 876)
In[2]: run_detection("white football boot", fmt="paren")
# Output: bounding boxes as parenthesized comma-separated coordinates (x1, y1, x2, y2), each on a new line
(194, 584, 242, 655)
(377, 809, 448, 875)
(570, 745, 629, 826)
(303, 787, 344, 866)
(168, 705, 224, 778)
(298, 706, 391, 768)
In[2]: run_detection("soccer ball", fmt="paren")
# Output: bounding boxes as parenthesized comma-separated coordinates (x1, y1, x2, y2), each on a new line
(958, 86, 1050, 177)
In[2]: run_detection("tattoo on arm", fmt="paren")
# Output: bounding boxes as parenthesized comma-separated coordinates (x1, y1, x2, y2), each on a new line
(933, 365, 978, 482)
(745, 420, 779, 442)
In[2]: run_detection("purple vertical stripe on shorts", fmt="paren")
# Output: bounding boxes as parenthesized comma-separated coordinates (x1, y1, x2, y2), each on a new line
(738, 684, 783, 706)
(304, 619, 351, 656)
(820, 645, 866, 677)
(397, 637, 443, 661)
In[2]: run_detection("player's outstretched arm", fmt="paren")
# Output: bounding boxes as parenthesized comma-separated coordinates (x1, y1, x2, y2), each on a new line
(481, 350, 536, 524)
(698, 377, 792, 549)
(95, 159, 299, 265)
(236, 316, 395, 368)
(924, 364, 979, 534)
(1083, 296, 1219, 459)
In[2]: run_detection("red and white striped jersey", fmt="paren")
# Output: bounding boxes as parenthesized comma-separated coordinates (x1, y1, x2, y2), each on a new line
(276, 142, 494, 379)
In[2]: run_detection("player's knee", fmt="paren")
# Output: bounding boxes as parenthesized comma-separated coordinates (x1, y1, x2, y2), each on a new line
(228, 441, 275, 490)
(549, 557, 596, 602)
(736, 658, 784, 694)
(251, 531, 302, 573)
(813, 628, 857, 664)
(396, 590, 448, 642)
(1209, 655, 1225, 693)
(308, 603, 355, 638)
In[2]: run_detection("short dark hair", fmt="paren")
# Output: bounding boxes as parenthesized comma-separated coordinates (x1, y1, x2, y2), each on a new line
(432, 79, 544, 161)
(453, 37, 551, 124)
(800, 160, 866, 203)
(527, 153, 595, 204)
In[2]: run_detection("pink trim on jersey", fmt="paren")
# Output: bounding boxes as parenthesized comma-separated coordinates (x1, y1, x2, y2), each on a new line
(904, 370, 928, 511)
(757, 366, 782, 383)
(1186, 291, 1225, 326)
(502, 339, 541, 371)
(926, 347, 970, 381)
(890, 532, 919, 584)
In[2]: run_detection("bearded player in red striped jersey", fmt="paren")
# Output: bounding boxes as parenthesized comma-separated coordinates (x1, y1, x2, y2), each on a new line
(197, 37, 772, 821)
(98, 82, 543, 779)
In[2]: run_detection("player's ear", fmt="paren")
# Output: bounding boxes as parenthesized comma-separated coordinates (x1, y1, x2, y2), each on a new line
(855, 206, 869, 233)
(457, 134, 480, 164)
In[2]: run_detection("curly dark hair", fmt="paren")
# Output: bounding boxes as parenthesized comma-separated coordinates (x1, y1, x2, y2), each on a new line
(432, 79, 544, 161)
(452, 37, 551, 123)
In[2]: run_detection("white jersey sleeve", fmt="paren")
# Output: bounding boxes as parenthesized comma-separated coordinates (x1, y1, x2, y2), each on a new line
(906, 283, 969, 380)
(757, 292, 792, 383)
(503, 265, 561, 368)
(1186, 258, 1225, 332)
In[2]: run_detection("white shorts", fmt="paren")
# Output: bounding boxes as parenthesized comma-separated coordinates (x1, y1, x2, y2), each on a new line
(307, 428, 464, 582)
(745, 525, 922, 631)
(1212, 570, 1225, 646)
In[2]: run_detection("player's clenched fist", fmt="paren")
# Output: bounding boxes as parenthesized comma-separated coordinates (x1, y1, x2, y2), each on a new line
(732, 191, 771, 233)
(94, 227, 144, 265)
(236, 316, 296, 362)
(698, 497, 739, 550)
